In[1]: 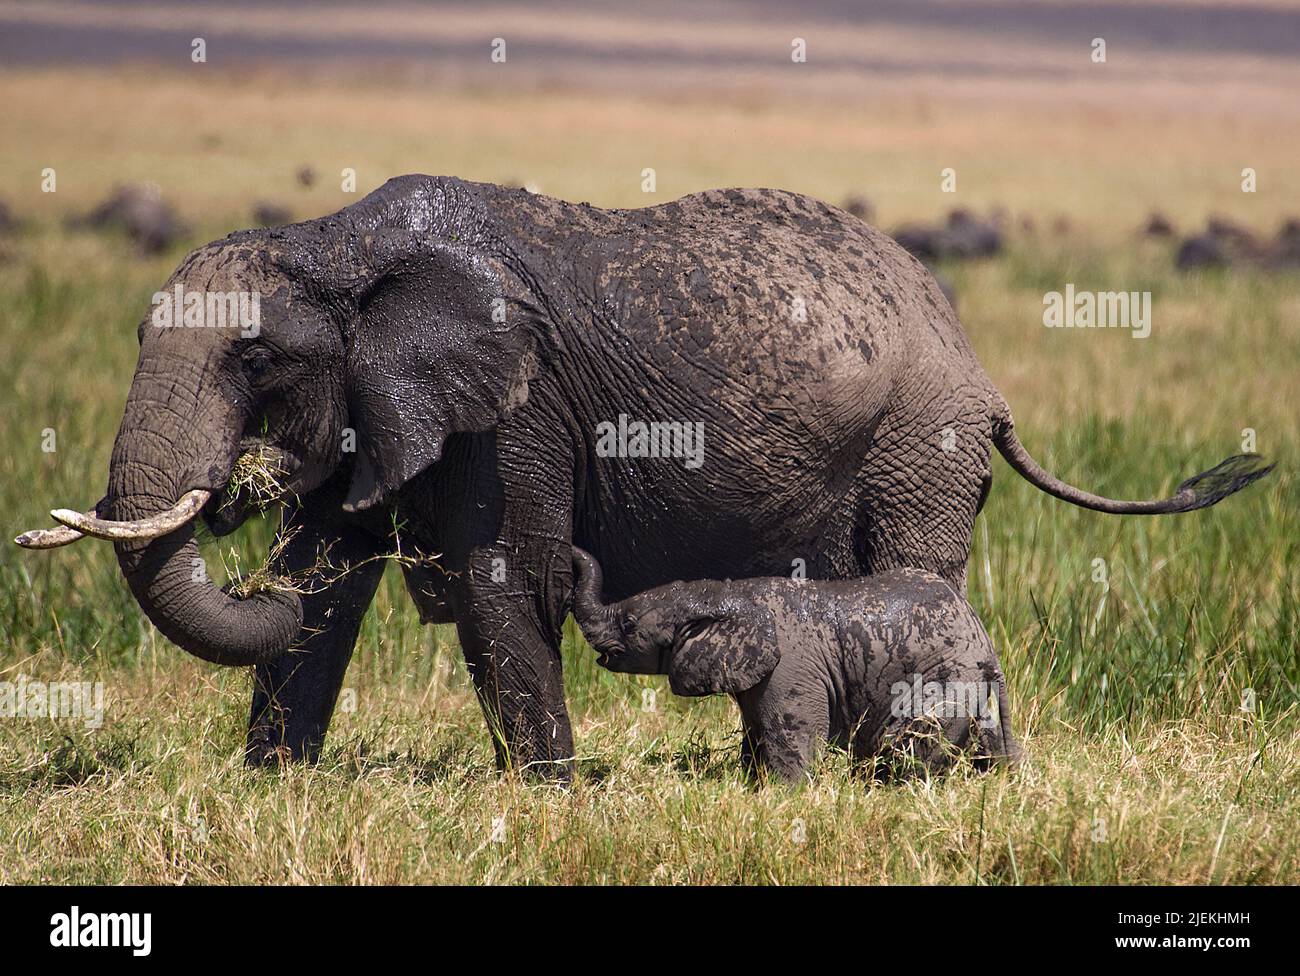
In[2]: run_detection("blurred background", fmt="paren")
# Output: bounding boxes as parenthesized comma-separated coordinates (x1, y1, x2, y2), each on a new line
(4, 0, 1300, 222)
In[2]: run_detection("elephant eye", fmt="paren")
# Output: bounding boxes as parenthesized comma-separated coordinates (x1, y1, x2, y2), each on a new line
(619, 614, 637, 638)
(241, 345, 275, 380)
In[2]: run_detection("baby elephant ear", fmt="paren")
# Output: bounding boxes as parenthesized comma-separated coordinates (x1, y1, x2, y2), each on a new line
(669, 612, 780, 697)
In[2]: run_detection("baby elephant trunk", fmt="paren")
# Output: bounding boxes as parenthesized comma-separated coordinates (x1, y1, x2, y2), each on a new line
(571, 547, 621, 654)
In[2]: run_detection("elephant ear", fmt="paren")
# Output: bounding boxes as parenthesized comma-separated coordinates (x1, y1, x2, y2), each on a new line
(668, 609, 781, 697)
(341, 240, 538, 511)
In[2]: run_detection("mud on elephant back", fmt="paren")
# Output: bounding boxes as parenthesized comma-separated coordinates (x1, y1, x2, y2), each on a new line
(15, 175, 1272, 782)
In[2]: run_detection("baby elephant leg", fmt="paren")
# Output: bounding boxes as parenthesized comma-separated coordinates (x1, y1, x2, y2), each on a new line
(972, 669, 1022, 770)
(864, 714, 969, 781)
(737, 685, 829, 785)
(867, 666, 1017, 780)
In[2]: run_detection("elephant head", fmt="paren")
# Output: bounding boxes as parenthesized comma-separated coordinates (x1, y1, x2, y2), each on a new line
(17, 176, 542, 667)
(570, 547, 780, 696)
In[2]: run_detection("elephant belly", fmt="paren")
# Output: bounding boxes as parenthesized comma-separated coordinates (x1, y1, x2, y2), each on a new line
(578, 415, 874, 600)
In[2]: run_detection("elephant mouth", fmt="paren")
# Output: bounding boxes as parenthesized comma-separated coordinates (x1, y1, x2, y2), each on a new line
(206, 442, 299, 537)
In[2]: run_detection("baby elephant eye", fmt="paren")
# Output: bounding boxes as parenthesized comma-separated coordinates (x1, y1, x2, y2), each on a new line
(619, 615, 637, 638)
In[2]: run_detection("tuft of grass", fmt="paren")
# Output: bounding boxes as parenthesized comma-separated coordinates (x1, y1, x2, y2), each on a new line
(222, 445, 287, 514)
(221, 525, 302, 600)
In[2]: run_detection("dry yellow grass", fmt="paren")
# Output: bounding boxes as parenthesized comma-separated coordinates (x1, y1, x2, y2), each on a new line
(1, 647, 1294, 885)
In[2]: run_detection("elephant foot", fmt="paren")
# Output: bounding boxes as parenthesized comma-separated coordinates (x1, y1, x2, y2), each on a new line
(244, 733, 316, 769)
(510, 756, 575, 786)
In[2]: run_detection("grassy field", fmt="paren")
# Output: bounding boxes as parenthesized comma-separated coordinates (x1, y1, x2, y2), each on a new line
(0, 61, 1297, 884)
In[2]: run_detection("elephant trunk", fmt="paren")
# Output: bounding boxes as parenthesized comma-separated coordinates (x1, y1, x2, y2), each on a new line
(106, 351, 301, 667)
(570, 547, 620, 654)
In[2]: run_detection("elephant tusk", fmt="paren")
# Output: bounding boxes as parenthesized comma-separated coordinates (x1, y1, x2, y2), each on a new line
(15, 520, 91, 549)
(15, 497, 110, 548)
(49, 489, 212, 542)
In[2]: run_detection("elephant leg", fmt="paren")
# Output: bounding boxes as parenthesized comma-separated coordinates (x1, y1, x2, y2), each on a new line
(974, 668, 1023, 770)
(744, 721, 823, 784)
(874, 695, 982, 780)
(245, 504, 386, 766)
(442, 428, 576, 782)
(737, 688, 828, 785)
(457, 553, 574, 784)
(855, 386, 991, 587)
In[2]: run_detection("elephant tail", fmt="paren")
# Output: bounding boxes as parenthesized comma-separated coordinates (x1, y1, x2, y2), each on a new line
(990, 407, 1272, 515)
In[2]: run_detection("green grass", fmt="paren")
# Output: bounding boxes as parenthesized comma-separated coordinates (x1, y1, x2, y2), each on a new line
(1, 220, 1295, 884)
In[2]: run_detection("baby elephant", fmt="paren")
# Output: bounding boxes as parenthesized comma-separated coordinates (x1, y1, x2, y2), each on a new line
(571, 549, 1020, 783)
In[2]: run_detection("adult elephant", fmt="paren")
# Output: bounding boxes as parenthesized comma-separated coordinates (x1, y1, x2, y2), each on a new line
(16, 176, 1269, 780)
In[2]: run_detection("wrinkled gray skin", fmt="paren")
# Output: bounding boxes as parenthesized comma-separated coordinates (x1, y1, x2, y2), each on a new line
(572, 549, 1019, 782)
(27, 175, 1268, 781)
